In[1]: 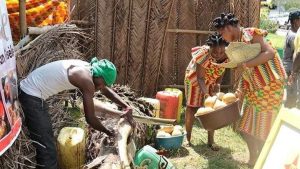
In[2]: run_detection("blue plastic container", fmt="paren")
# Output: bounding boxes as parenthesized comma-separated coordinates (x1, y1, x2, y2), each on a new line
(155, 133, 186, 150)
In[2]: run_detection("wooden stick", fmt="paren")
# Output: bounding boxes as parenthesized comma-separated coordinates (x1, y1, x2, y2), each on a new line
(14, 35, 31, 51)
(82, 99, 177, 125)
(28, 26, 58, 35)
(132, 115, 176, 125)
(167, 29, 214, 34)
(159, 84, 233, 90)
(19, 0, 27, 38)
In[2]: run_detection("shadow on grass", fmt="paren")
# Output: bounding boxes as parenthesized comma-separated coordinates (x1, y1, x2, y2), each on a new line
(191, 143, 249, 169)
(167, 146, 190, 158)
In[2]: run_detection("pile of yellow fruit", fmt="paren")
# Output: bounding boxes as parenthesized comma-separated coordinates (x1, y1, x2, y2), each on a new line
(156, 125, 184, 137)
(195, 92, 237, 117)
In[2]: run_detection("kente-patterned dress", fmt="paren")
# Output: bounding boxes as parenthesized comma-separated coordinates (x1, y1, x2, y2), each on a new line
(238, 28, 287, 141)
(184, 45, 226, 107)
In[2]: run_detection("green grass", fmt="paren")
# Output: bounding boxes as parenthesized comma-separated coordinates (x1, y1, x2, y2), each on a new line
(166, 113, 250, 169)
(266, 33, 285, 49)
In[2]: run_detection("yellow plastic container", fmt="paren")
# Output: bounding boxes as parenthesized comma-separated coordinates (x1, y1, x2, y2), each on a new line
(165, 88, 183, 123)
(138, 97, 160, 117)
(57, 127, 86, 169)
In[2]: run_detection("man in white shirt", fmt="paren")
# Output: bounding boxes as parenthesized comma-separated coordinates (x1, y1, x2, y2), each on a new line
(19, 57, 133, 169)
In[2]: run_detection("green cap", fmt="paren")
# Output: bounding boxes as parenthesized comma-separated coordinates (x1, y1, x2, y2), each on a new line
(90, 57, 117, 86)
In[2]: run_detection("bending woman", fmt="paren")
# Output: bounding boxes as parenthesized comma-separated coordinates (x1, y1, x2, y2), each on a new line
(212, 13, 286, 166)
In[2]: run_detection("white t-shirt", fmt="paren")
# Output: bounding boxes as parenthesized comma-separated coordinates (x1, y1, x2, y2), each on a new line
(20, 59, 90, 100)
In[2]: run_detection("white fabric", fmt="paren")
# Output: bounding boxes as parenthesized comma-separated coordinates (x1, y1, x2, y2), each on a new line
(20, 60, 89, 100)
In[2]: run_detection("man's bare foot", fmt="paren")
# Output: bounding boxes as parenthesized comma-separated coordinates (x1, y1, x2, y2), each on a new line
(208, 143, 220, 151)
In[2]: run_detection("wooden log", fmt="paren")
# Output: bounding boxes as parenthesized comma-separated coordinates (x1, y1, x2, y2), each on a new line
(117, 118, 132, 169)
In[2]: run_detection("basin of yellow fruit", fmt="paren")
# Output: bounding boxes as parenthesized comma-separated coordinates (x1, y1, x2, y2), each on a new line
(195, 92, 240, 131)
(156, 125, 186, 150)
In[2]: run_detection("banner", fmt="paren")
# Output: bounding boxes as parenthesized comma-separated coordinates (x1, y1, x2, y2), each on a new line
(0, 1, 21, 156)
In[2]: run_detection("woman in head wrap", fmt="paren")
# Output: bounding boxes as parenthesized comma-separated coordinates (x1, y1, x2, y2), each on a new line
(212, 13, 286, 166)
(184, 33, 228, 150)
(19, 57, 133, 169)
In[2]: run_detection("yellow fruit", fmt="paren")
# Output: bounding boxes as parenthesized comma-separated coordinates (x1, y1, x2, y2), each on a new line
(195, 107, 214, 116)
(216, 92, 225, 100)
(171, 129, 182, 136)
(213, 100, 227, 110)
(160, 125, 174, 134)
(157, 130, 171, 137)
(222, 93, 237, 104)
(204, 96, 218, 108)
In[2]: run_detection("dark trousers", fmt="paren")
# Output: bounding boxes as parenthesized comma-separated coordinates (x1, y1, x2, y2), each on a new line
(19, 90, 58, 169)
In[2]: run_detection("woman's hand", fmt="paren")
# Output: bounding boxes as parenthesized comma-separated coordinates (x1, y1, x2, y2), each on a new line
(212, 84, 221, 95)
(121, 107, 135, 127)
(235, 89, 244, 100)
(105, 128, 115, 137)
(288, 73, 296, 86)
(237, 62, 248, 70)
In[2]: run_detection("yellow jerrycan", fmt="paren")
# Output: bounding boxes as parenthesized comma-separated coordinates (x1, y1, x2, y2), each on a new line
(57, 127, 86, 169)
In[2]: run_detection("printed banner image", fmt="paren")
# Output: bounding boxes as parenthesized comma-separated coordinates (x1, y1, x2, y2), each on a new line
(0, 95, 10, 140)
(1, 70, 20, 126)
(0, 69, 21, 155)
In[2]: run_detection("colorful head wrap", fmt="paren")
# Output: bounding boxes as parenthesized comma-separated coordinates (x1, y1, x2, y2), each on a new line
(90, 57, 117, 86)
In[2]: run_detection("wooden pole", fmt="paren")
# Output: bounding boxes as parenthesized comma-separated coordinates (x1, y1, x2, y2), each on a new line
(167, 29, 214, 34)
(19, 0, 27, 38)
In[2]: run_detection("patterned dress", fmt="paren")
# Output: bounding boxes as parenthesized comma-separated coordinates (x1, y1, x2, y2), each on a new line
(238, 28, 287, 141)
(184, 45, 226, 107)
